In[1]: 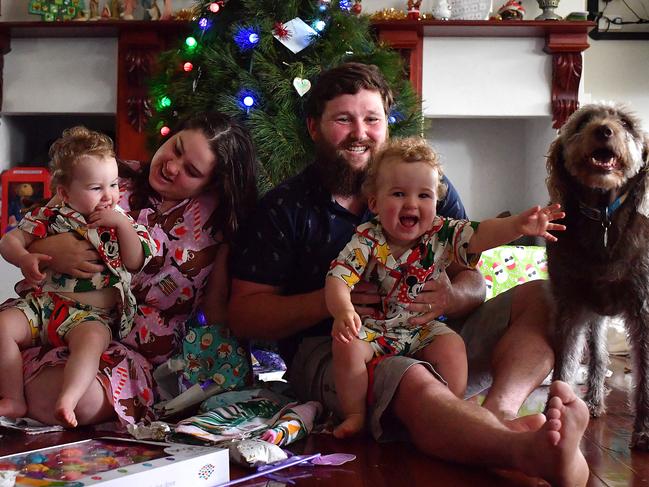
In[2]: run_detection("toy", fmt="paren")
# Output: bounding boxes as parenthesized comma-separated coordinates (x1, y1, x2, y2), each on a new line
(407, 0, 422, 20)
(0, 437, 228, 486)
(497, 0, 526, 19)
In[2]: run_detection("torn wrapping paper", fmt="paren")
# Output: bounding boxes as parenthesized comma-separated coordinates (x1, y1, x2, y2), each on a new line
(228, 439, 287, 468)
(126, 421, 171, 441)
(174, 390, 321, 447)
(260, 401, 322, 446)
(0, 417, 63, 435)
(0, 470, 17, 487)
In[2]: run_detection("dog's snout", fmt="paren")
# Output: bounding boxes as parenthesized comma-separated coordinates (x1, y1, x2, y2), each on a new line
(596, 124, 614, 141)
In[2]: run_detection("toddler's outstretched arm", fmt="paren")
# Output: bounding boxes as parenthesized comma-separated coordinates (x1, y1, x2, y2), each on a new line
(468, 204, 565, 254)
(325, 276, 362, 344)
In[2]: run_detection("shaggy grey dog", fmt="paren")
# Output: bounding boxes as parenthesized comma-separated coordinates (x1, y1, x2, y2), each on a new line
(546, 102, 649, 449)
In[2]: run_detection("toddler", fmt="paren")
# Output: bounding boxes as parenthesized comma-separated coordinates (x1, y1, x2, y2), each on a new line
(0, 127, 156, 427)
(325, 137, 565, 438)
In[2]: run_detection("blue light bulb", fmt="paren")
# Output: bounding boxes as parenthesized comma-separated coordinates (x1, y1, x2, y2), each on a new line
(243, 96, 255, 107)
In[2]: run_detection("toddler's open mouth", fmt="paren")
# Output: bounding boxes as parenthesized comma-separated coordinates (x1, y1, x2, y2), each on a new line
(399, 215, 419, 227)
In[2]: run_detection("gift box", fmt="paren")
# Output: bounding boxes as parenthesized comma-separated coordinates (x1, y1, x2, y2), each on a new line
(0, 436, 229, 486)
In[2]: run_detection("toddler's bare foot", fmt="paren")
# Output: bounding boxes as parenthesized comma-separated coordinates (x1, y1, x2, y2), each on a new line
(55, 397, 78, 428)
(517, 381, 589, 487)
(0, 397, 27, 418)
(333, 413, 365, 439)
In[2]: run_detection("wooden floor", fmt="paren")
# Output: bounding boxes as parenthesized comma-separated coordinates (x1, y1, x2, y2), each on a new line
(1, 355, 647, 486)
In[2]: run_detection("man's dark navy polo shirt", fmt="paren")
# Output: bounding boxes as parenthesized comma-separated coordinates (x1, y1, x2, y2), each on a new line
(231, 164, 467, 361)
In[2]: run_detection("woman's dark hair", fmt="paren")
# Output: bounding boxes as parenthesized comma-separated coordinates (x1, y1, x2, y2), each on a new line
(120, 112, 258, 242)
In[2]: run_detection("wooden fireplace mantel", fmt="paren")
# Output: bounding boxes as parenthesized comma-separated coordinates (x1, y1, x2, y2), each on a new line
(373, 19, 595, 128)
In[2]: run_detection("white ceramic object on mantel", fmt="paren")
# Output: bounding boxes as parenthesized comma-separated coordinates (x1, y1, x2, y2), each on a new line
(431, 0, 453, 19)
(448, 0, 493, 19)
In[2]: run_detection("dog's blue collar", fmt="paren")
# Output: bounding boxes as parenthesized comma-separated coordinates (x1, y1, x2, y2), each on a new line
(578, 191, 629, 223)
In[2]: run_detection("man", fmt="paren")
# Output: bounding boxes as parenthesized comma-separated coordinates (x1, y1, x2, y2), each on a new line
(229, 62, 588, 486)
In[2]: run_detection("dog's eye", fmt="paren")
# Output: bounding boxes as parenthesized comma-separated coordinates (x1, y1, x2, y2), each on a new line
(620, 119, 631, 129)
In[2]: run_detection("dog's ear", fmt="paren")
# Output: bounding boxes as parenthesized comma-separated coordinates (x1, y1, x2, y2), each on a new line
(546, 137, 569, 205)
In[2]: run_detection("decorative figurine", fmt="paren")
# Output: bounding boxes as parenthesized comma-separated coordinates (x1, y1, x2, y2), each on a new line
(431, 0, 452, 20)
(88, 0, 99, 20)
(407, 0, 422, 20)
(121, 0, 135, 20)
(498, 0, 526, 19)
(160, 0, 173, 20)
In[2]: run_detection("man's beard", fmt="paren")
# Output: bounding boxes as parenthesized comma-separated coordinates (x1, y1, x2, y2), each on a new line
(313, 143, 369, 197)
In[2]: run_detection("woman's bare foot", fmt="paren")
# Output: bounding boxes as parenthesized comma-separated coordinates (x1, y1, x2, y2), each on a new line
(54, 396, 78, 428)
(0, 397, 27, 418)
(517, 381, 589, 487)
(333, 413, 365, 439)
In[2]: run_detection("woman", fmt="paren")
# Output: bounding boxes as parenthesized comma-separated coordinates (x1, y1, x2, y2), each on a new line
(23, 112, 258, 426)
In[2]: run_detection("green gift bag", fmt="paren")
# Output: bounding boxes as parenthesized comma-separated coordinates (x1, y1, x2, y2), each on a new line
(180, 311, 252, 392)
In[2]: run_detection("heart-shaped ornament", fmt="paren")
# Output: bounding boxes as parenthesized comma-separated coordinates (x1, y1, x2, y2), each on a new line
(293, 77, 311, 97)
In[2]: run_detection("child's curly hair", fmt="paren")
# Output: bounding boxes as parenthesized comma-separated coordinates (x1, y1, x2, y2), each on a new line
(362, 136, 447, 200)
(49, 126, 115, 191)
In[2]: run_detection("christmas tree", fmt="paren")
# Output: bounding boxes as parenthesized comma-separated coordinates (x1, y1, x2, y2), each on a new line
(149, 0, 422, 190)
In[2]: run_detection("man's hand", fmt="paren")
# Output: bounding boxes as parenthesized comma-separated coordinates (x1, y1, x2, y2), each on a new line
(88, 208, 128, 230)
(332, 310, 362, 344)
(350, 281, 381, 316)
(408, 271, 453, 326)
(29, 233, 104, 278)
(18, 253, 51, 285)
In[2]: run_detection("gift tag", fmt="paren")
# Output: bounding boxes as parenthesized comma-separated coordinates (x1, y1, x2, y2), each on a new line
(293, 77, 311, 97)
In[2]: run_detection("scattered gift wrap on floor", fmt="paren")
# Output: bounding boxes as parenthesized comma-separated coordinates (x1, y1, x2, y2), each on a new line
(173, 388, 321, 448)
(477, 245, 548, 299)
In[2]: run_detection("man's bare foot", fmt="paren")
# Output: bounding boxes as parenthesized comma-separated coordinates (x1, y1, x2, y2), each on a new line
(54, 397, 78, 428)
(0, 397, 27, 418)
(333, 413, 365, 439)
(504, 413, 547, 432)
(517, 381, 589, 487)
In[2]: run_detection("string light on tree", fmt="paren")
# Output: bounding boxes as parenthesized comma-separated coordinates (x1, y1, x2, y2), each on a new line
(185, 36, 198, 50)
(237, 89, 259, 112)
(209, 2, 221, 13)
(183, 62, 194, 72)
(198, 17, 211, 30)
(312, 19, 327, 32)
(160, 126, 171, 136)
(234, 26, 261, 50)
(158, 96, 172, 110)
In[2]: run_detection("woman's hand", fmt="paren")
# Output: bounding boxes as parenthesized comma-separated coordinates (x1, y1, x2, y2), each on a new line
(332, 310, 362, 344)
(28, 233, 104, 278)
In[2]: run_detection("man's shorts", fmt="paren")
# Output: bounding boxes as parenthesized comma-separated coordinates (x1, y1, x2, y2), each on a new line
(289, 288, 513, 442)
(0, 291, 116, 347)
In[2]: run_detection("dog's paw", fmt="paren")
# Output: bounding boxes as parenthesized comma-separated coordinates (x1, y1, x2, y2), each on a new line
(631, 431, 649, 450)
(585, 399, 606, 417)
